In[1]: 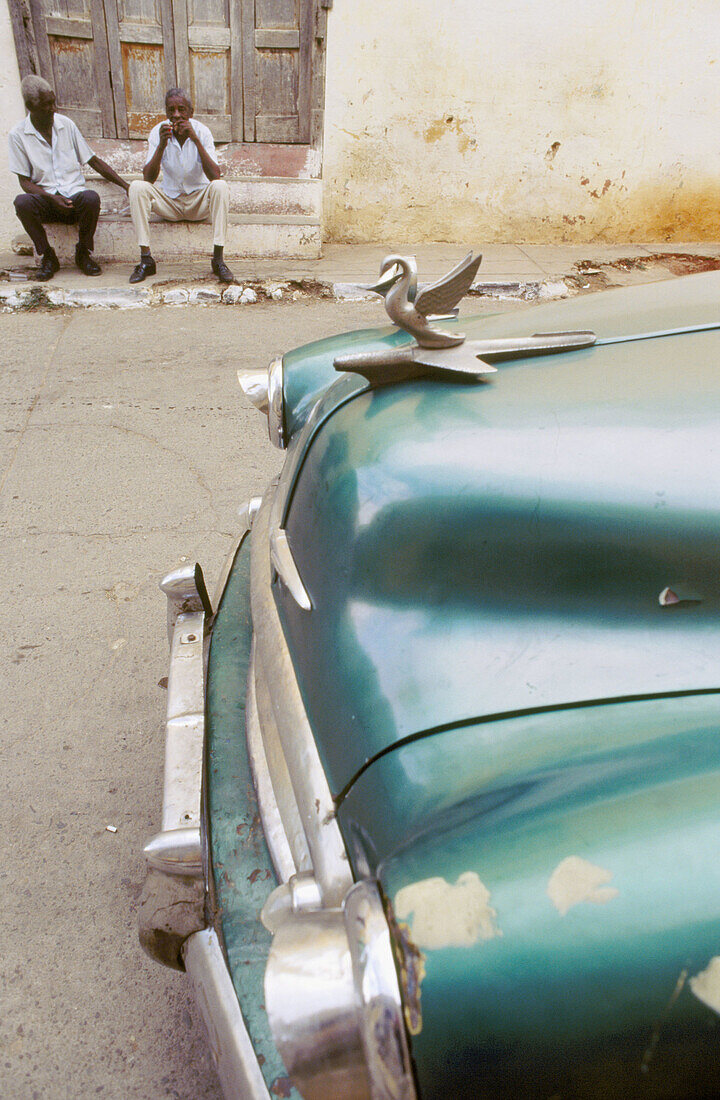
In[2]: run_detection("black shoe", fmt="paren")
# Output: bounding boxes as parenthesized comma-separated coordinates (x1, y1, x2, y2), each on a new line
(35, 248, 59, 282)
(75, 245, 101, 276)
(129, 256, 156, 283)
(211, 257, 234, 284)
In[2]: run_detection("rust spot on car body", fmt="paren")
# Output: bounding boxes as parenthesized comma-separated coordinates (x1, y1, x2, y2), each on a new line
(386, 902, 426, 1036)
(248, 868, 271, 884)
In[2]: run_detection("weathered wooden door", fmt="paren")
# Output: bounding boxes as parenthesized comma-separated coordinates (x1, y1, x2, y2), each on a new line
(103, 0, 176, 138)
(11, 0, 322, 143)
(242, 0, 312, 143)
(23, 0, 116, 136)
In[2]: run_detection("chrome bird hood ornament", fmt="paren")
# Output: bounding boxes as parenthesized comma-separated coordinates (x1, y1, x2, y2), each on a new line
(334, 251, 597, 386)
(367, 251, 482, 348)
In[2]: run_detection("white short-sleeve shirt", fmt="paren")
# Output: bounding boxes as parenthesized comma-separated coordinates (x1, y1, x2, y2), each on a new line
(8, 113, 93, 197)
(145, 120, 217, 198)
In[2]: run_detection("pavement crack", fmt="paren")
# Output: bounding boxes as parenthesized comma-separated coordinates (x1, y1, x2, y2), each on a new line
(0, 315, 72, 499)
(107, 421, 217, 503)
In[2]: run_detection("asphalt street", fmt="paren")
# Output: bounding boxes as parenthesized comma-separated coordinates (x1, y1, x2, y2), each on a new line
(0, 297, 411, 1099)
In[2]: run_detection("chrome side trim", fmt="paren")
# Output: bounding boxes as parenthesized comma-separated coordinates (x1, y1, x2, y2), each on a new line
(246, 644, 298, 883)
(269, 528, 312, 611)
(251, 487, 353, 907)
(184, 928, 271, 1100)
(144, 563, 211, 875)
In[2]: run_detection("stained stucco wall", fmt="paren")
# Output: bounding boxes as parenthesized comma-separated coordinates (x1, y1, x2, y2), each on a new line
(322, 0, 720, 243)
(1, 0, 26, 242)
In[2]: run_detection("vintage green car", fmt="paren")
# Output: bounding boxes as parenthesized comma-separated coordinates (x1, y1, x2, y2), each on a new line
(140, 258, 720, 1100)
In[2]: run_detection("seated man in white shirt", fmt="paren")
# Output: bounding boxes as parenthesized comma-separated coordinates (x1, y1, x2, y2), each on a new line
(9, 75, 130, 280)
(128, 88, 233, 284)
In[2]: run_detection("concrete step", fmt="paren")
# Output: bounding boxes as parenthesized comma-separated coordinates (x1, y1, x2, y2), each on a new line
(53, 139, 326, 261)
(16, 177, 323, 261)
(30, 211, 321, 262)
(85, 175, 322, 220)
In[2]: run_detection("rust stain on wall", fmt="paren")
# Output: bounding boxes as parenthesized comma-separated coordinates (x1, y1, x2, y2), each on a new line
(423, 115, 476, 154)
(325, 162, 720, 245)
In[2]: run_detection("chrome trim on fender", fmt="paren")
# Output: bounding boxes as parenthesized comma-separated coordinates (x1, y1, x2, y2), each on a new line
(251, 488, 353, 907)
(237, 368, 270, 415)
(264, 881, 417, 1100)
(238, 495, 263, 530)
(265, 908, 369, 1100)
(269, 528, 312, 611)
(184, 928, 271, 1100)
(211, 498, 262, 609)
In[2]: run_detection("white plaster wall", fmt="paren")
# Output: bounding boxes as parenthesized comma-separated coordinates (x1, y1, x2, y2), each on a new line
(0, 0, 26, 246)
(323, 0, 720, 243)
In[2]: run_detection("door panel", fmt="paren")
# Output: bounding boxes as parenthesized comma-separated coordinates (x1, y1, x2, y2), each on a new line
(26, 0, 116, 136)
(248, 0, 312, 143)
(177, 0, 235, 142)
(104, 0, 176, 137)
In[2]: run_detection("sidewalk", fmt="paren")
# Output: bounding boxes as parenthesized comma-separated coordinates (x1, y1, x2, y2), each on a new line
(2, 241, 719, 310)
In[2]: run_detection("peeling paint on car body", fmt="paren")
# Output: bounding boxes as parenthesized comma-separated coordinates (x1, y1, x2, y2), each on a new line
(394, 872, 501, 949)
(689, 957, 720, 1015)
(547, 856, 619, 916)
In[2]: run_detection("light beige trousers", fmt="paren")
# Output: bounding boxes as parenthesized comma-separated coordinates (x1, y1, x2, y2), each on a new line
(128, 178, 229, 248)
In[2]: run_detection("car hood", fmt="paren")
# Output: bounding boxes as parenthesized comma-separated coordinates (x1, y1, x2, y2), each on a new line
(282, 269, 720, 441)
(274, 272, 720, 797)
(336, 694, 720, 1098)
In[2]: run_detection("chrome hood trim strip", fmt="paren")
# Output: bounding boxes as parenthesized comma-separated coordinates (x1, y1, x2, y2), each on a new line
(248, 640, 313, 882)
(251, 487, 353, 907)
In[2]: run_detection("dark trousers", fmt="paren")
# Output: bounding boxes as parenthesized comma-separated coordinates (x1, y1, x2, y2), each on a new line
(13, 189, 100, 255)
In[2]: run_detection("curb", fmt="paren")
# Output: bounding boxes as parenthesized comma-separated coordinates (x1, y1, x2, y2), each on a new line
(0, 275, 572, 312)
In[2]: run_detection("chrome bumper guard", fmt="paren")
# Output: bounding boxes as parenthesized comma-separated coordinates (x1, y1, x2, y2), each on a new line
(144, 562, 211, 875)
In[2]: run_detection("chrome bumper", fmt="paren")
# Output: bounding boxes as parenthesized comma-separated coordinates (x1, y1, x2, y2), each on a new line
(140, 491, 416, 1100)
(140, 542, 272, 1100)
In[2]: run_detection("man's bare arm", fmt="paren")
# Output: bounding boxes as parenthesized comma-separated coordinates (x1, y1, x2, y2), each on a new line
(87, 155, 129, 192)
(17, 175, 72, 210)
(143, 122, 172, 183)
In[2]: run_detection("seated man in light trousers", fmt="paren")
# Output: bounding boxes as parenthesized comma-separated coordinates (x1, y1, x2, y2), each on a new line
(129, 88, 233, 284)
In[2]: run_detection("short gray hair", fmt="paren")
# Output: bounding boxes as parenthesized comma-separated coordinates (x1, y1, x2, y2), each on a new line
(21, 74, 54, 108)
(165, 87, 192, 111)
